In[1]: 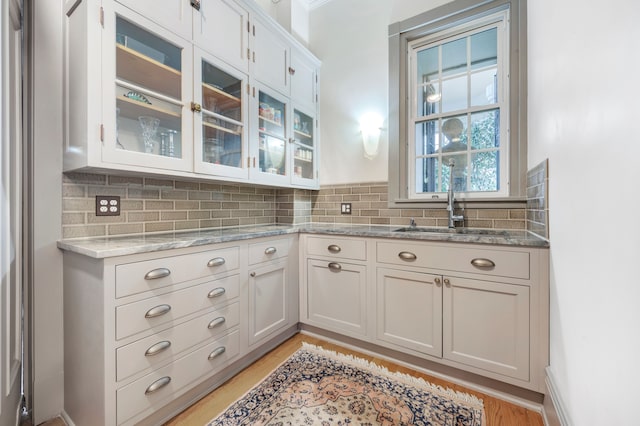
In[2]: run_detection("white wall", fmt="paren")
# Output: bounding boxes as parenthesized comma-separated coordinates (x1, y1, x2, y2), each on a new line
(309, 0, 450, 185)
(528, 0, 640, 424)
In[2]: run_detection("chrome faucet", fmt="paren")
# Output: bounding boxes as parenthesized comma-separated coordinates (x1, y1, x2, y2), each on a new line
(446, 159, 464, 228)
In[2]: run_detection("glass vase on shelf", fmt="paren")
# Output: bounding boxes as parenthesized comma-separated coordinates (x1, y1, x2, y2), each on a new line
(138, 116, 160, 154)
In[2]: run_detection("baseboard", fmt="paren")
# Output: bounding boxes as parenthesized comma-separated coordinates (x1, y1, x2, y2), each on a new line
(60, 410, 75, 426)
(543, 367, 571, 426)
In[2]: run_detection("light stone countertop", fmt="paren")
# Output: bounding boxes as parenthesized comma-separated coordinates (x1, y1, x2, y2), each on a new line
(57, 223, 549, 259)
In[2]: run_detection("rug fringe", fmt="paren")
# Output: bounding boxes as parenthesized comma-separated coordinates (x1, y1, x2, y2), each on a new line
(301, 342, 485, 409)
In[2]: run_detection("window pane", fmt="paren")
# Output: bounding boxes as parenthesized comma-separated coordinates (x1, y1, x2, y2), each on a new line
(417, 81, 441, 116)
(442, 37, 466, 77)
(470, 28, 497, 70)
(471, 109, 499, 149)
(417, 46, 439, 80)
(441, 116, 467, 153)
(471, 151, 499, 191)
(416, 157, 439, 193)
(442, 153, 467, 192)
(415, 120, 440, 156)
(470, 68, 497, 106)
(441, 75, 467, 113)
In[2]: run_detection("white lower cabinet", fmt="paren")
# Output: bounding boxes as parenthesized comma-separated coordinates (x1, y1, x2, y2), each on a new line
(62, 235, 298, 425)
(299, 234, 549, 393)
(306, 259, 367, 336)
(376, 268, 442, 358)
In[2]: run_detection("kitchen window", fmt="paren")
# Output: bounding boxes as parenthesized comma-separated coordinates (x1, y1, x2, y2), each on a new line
(388, 0, 526, 206)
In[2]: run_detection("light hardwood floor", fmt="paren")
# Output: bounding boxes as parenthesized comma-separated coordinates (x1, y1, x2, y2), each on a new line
(165, 333, 544, 426)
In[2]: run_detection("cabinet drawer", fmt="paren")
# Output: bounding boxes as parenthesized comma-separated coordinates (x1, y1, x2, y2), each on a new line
(115, 246, 240, 298)
(116, 330, 240, 425)
(377, 241, 530, 280)
(306, 236, 366, 261)
(116, 302, 240, 382)
(248, 238, 290, 265)
(116, 274, 239, 340)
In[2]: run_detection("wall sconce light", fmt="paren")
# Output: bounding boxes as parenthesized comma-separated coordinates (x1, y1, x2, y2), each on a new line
(360, 112, 383, 160)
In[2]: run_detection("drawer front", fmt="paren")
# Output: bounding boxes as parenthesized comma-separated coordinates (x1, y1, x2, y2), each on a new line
(115, 246, 240, 298)
(248, 238, 291, 265)
(116, 330, 240, 425)
(116, 302, 240, 382)
(306, 236, 367, 261)
(377, 241, 530, 280)
(116, 274, 239, 340)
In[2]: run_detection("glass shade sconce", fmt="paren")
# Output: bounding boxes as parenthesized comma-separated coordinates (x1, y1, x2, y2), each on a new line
(360, 112, 383, 159)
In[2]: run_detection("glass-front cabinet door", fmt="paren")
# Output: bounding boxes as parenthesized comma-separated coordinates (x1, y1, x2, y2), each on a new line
(194, 50, 248, 179)
(251, 84, 289, 185)
(291, 106, 316, 186)
(102, 4, 193, 171)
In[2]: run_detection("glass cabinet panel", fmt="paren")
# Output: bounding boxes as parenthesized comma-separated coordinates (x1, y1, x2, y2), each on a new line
(258, 91, 287, 176)
(115, 17, 184, 158)
(201, 60, 244, 169)
(292, 109, 314, 180)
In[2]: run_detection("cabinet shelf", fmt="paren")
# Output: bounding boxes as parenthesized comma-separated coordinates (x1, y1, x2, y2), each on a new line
(116, 44, 182, 100)
(202, 83, 241, 111)
(294, 129, 312, 138)
(203, 120, 241, 136)
(294, 156, 313, 163)
(117, 96, 181, 130)
(259, 115, 283, 127)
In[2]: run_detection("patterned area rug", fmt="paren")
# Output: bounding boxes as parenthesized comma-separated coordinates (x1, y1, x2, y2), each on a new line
(208, 343, 485, 425)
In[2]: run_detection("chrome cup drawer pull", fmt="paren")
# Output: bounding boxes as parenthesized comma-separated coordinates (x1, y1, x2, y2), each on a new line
(264, 246, 277, 255)
(327, 244, 341, 253)
(145, 304, 171, 318)
(145, 340, 171, 357)
(145, 376, 171, 395)
(208, 346, 226, 360)
(208, 316, 226, 329)
(144, 268, 171, 280)
(328, 262, 342, 271)
(207, 257, 226, 267)
(398, 251, 417, 261)
(207, 287, 226, 298)
(471, 258, 496, 268)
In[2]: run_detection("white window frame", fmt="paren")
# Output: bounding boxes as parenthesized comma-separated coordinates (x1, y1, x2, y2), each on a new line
(408, 11, 510, 200)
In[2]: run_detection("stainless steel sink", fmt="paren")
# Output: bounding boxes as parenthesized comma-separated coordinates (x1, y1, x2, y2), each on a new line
(393, 227, 510, 236)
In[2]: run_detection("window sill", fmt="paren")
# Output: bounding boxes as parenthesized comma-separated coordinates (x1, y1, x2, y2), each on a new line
(389, 197, 527, 209)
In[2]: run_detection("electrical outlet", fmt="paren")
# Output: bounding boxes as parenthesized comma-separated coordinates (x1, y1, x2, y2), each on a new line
(340, 203, 352, 215)
(95, 196, 121, 216)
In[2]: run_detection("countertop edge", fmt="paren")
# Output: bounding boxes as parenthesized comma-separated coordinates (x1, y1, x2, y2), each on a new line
(57, 224, 550, 259)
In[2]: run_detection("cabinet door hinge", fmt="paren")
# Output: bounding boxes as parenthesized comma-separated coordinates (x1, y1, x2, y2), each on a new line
(99, 6, 104, 27)
(247, 48, 250, 60)
(246, 83, 250, 95)
(246, 156, 250, 168)
(99, 124, 104, 142)
(247, 21, 250, 33)
(252, 25, 255, 36)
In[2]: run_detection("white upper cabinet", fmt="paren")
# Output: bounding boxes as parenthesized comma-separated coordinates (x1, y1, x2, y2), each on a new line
(194, 0, 250, 73)
(290, 47, 319, 112)
(115, 0, 193, 40)
(251, 16, 289, 96)
(64, 0, 320, 188)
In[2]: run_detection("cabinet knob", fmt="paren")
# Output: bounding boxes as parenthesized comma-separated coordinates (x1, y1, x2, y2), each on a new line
(444, 278, 451, 286)
(327, 244, 341, 253)
(145, 376, 171, 395)
(250, 272, 256, 277)
(289, 66, 296, 75)
(190, 0, 201, 11)
(264, 247, 277, 255)
(208, 316, 226, 329)
(208, 346, 226, 360)
(144, 268, 171, 280)
(207, 257, 226, 267)
(145, 340, 171, 357)
(191, 102, 202, 112)
(207, 287, 226, 298)
(145, 304, 171, 319)
(328, 262, 342, 271)
(398, 251, 417, 261)
(434, 277, 441, 285)
(470, 258, 496, 268)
